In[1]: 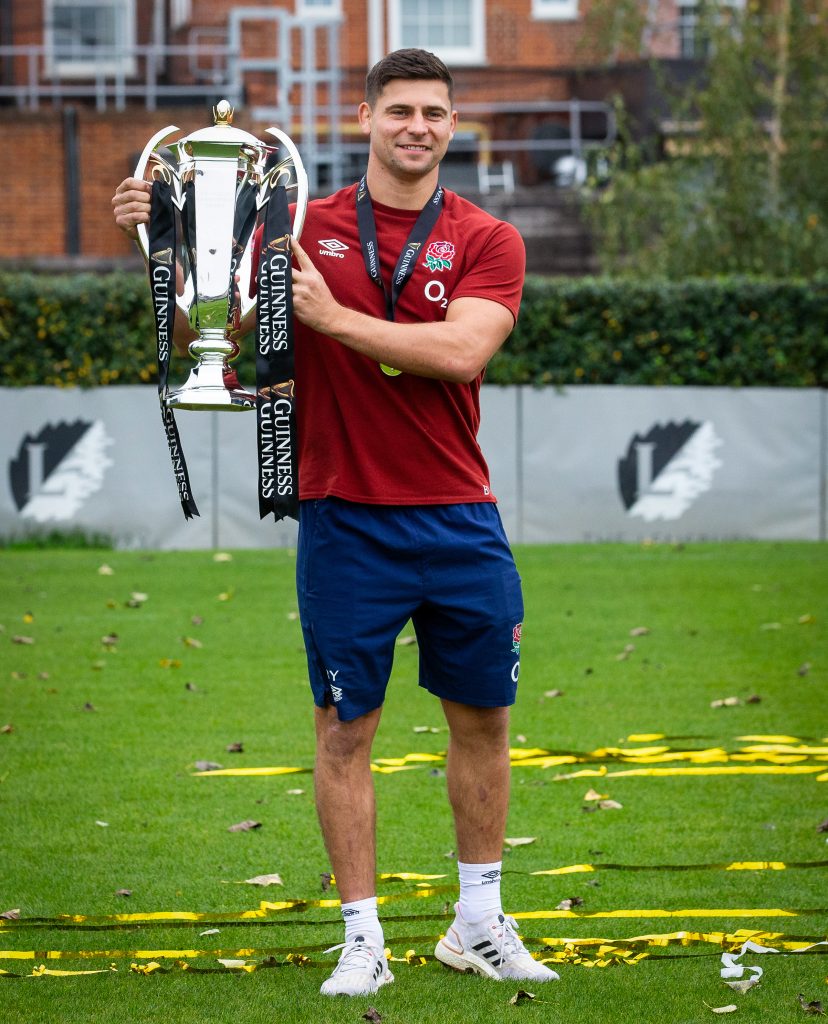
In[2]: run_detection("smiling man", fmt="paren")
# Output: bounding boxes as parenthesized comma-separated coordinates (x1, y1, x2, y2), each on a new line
(112, 46, 557, 999)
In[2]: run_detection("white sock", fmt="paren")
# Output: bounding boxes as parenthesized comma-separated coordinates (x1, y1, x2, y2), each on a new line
(457, 860, 503, 923)
(341, 896, 383, 947)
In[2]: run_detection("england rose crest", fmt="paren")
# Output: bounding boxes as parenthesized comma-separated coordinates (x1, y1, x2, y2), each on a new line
(512, 622, 522, 655)
(424, 241, 455, 271)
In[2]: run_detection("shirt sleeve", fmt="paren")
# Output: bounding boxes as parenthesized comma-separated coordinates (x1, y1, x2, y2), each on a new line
(450, 220, 526, 323)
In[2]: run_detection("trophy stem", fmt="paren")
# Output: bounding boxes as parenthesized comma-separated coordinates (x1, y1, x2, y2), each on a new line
(165, 334, 257, 411)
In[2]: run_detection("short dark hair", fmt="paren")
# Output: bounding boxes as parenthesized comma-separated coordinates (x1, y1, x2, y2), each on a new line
(365, 48, 454, 107)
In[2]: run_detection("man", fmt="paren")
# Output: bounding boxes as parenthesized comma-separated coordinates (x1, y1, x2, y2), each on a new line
(112, 47, 558, 998)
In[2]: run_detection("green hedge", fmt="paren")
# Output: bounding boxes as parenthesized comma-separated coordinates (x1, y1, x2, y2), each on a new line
(1, 271, 826, 388)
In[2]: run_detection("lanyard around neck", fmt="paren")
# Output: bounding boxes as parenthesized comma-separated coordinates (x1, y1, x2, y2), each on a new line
(355, 175, 444, 322)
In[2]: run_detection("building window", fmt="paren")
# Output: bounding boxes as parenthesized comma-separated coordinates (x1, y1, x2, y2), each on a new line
(678, 0, 746, 58)
(388, 0, 485, 66)
(532, 0, 578, 21)
(296, 0, 341, 17)
(45, 0, 136, 78)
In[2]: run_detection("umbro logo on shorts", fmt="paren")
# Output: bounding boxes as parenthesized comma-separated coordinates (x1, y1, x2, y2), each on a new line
(318, 238, 348, 259)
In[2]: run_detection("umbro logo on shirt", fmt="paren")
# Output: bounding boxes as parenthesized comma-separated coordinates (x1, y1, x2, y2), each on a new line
(318, 238, 348, 259)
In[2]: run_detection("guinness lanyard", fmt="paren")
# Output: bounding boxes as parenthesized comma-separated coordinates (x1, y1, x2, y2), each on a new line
(355, 175, 443, 321)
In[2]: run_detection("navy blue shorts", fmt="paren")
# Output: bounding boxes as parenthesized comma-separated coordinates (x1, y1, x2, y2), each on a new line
(296, 498, 524, 721)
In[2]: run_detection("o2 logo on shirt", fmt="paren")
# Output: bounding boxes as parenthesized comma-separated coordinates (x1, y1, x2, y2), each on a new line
(424, 280, 448, 309)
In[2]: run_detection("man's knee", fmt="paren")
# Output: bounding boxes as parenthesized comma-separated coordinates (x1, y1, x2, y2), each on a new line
(315, 705, 381, 764)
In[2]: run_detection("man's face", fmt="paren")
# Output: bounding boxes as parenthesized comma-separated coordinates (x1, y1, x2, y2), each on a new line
(359, 78, 457, 180)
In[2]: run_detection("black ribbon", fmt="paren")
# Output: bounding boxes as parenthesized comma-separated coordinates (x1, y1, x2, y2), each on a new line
(148, 179, 199, 519)
(355, 175, 444, 322)
(255, 185, 298, 522)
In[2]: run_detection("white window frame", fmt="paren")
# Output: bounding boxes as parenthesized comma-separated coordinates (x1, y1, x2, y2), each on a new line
(677, 0, 746, 57)
(296, 0, 342, 19)
(388, 0, 485, 67)
(532, 0, 578, 21)
(44, 0, 136, 79)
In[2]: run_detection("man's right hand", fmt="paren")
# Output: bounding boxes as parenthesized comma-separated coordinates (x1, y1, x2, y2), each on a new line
(112, 177, 152, 240)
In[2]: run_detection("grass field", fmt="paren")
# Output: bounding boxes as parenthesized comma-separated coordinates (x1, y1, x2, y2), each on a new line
(1, 542, 826, 1024)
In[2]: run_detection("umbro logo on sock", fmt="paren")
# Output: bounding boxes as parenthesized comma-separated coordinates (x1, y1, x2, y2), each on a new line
(342, 909, 359, 917)
(481, 869, 501, 884)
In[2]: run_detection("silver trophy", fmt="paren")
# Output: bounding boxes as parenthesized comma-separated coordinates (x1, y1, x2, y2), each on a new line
(134, 100, 308, 411)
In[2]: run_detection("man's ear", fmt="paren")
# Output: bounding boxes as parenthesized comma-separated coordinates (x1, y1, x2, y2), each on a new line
(357, 101, 372, 137)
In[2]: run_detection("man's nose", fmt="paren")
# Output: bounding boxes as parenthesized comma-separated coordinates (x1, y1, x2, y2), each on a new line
(407, 112, 428, 134)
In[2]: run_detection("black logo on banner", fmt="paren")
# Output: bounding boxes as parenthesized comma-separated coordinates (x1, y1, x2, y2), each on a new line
(9, 420, 113, 522)
(617, 420, 723, 523)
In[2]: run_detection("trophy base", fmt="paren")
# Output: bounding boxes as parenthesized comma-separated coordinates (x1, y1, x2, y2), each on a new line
(164, 363, 257, 412)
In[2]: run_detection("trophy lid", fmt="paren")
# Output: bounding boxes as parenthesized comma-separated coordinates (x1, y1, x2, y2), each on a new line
(183, 99, 261, 149)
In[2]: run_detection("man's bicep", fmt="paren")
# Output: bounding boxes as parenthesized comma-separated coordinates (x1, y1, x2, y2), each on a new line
(445, 296, 516, 367)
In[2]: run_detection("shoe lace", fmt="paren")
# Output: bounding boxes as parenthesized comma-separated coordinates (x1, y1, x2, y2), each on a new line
(497, 915, 531, 963)
(323, 939, 378, 974)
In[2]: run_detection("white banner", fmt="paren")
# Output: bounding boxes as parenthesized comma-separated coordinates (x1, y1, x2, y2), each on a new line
(0, 386, 824, 547)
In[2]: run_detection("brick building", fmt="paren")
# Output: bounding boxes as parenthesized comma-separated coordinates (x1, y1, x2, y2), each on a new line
(0, 0, 702, 268)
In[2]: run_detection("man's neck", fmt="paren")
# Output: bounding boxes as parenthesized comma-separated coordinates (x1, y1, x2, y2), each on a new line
(364, 163, 440, 210)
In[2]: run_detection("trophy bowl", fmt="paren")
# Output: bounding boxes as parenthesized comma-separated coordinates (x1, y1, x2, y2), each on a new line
(134, 101, 308, 411)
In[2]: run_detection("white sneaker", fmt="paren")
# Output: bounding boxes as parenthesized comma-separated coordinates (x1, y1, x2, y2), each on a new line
(320, 936, 394, 996)
(435, 905, 560, 982)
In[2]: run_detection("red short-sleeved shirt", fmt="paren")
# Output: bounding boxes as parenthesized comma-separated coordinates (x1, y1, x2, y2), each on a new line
(253, 183, 525, 504)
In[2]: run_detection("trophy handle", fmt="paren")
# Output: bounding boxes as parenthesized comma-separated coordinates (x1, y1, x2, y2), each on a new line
(133, 125, 182, 264)
(263, 127, 309, 242)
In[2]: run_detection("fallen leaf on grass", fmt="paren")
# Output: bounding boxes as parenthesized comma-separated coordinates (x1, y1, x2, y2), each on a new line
(798, 995, 827, 1016)
(199, 929, 220, 937)
(115, 889, 132, 897)
(228, 820, 262, 833)
(760, 622, 782, 631)
(1, 909, 21, 920)
(226, 742, 244, 753)
(413, 725, 441, 734)
(195, 761, 223, 772)
(798, 614, 816, 625)
(217, 590, 234, 602)
(212, 552, 233, 562)
(817, 819, 828, 833)
(11, 635, 34, 645)
(556, 897, 585, 910)
(191, 615, 203, 626)
(509, 990, 536, 1004)
(83, 702, 97, 711)
(704, 1003, 738, 1014)
(1, 724, 13, 734)
(217, 959, 248, 969)
(629, 626, 650, 636)
(745, 694, 762, 704)
(598, 799, 623, 810)
(182, 637, 203, 649)
(101, 634, 118, 647)
(396, 635, 417, 646)
(584, 788, 608, 801)
(798, 663, 812, 677)
(286, 789, 304, 796)
(95, 820, 109, 827)
(504, 837, 536, 848)
(126, 592, 148, 608)
(711, 697, 742, 708)
(185, 682, 199, 692)
(158, 658, 182, 669)
(543, 689, 564, 698)
(243, 874, 283, 887)
(320, 872, 332, 892)
(97, 564, 115, 576)
(362, 1009, 383, 1023)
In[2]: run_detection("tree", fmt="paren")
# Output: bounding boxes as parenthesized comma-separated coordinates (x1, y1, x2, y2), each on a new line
(582, 0, 828, 278)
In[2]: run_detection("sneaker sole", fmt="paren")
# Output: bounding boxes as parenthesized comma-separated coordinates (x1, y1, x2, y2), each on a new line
(434, 939, 502, 980)
(320, 970, 394, 997)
